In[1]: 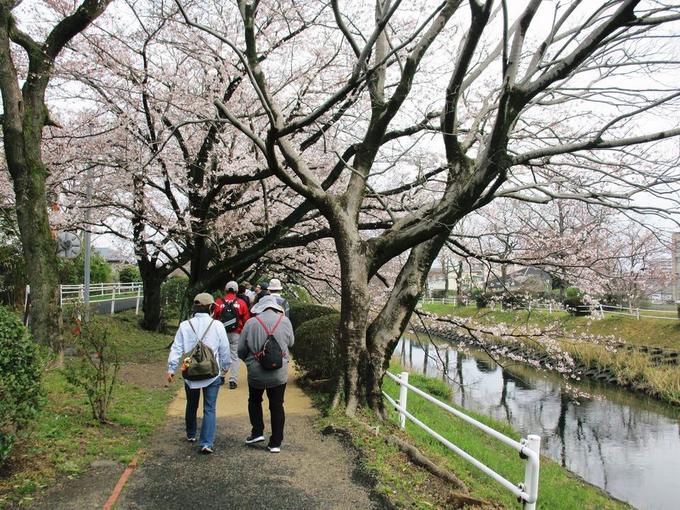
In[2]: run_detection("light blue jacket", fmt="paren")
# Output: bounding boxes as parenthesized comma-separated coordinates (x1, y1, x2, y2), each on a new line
(168, 313, 230, 389)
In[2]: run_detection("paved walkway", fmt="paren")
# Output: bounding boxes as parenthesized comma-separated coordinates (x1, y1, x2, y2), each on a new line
(116, 362, 382, 509)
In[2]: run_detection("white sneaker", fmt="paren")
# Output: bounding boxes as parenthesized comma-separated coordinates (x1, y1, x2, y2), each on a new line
(267, 446, 281, 453)
(245, 435, 265, 444)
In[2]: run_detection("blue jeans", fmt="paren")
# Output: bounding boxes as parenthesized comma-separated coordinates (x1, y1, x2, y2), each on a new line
(185, 378, 221, 448)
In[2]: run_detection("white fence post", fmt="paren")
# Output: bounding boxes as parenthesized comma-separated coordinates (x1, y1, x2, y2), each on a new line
(135, 285, 142, 315)
(24, 284, 30, 325)
(398, 372, 409, 430)
(522, 435, 541, 510)
(110, 285, 116, 315)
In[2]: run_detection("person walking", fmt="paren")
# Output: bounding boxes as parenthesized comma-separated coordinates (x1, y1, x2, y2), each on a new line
(242, 281, 257, 304)
(215, 281, 250, 389)
(267, 278, 290, 318)
(237, 282, 252, 310)
(252, 281, 269, 307)
(167, 293, 230, 454)
(238, 295, 294, 453)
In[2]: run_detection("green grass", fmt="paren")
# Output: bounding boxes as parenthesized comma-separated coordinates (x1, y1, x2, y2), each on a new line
(0, 313, 176, 508)
(420, 303, 680, 349)
(66, 311, 171, 363)
(380, 365, 629, 509)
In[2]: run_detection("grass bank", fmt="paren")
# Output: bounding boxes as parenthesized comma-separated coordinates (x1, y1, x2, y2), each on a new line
(421, 303, 680, 405)
(379, 367, 629, 509)
(0, 312, 175, 508)
(310, 368, 627, 509)
(421, 303, 680, 349)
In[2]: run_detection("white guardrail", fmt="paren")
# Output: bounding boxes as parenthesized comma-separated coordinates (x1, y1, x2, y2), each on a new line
(59, 282, 144, 315)
(383, 371, 541, 509)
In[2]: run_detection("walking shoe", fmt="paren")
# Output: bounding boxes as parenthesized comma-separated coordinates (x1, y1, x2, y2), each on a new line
(186, 436, 196, 443)
(245, 435, 265, 444)
(200, 446, 214, 454)
(229, 381, 237, 389)
(267, 445, 281, 453)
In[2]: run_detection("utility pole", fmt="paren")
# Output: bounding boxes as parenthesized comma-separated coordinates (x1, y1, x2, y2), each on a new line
(84, 167, 93, 320)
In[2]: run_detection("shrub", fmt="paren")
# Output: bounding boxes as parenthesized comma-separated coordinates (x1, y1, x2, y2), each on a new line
(563, 287, 590, 316)
(501, 293, 526, 310)
(64, 320, 119, 423)
(291, 313, 341, 380)
(285, 284, 313, 304)
(118, 264, 140, 283)
(161, 276, 189, 320)
(289, 303, 336, 331)
(469, 288, 489, 309)
(59, 252, 113, 284)
(0, 306, 43, 465)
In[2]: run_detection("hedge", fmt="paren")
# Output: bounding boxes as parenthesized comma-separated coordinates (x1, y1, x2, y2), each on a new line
(0, 306, 43, 465)
(289, 303, 336, 331)
(291, 313, 341, 380)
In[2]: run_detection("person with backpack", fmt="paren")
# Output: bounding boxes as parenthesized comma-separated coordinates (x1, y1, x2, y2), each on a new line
(238, 295, 294, 453)
(166, 293, 230, 454)
(237, 283, 252, 310)
(215, 281, 250, 389)
(267, 278, 290, 318)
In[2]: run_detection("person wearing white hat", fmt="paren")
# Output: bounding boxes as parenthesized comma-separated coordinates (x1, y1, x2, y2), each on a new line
(267, 278, 290, 318)
(238, 295, 294, 453)
(167, 293, 230, 454)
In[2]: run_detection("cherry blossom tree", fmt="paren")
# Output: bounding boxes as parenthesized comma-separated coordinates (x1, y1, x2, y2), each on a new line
(48, 0, 389, 329)
(173, 0, 680, 415)
(0, 0, 112, 349)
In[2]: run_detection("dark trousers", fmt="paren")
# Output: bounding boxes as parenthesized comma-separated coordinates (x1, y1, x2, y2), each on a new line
(248, 383, 286, 447)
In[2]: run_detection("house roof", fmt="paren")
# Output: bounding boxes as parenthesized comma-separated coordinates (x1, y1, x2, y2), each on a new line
(94, 246, 125, 263)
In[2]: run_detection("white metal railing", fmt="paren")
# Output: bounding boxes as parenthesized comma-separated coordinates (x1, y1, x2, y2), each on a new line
(587, 303, 679, 321)
(59, 282, 144, 315)
(383, 371, 541, 509)
(421, 297, 679, 321)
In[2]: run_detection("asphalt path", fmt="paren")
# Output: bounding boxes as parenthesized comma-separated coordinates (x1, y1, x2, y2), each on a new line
(90, 297, 139, 315)
(116, 363, 384, 510)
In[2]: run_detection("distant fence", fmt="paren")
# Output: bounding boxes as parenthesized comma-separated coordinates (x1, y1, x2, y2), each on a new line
(383, 371, 541, 509)
(60, 282, 144, 315)
(421, 297, 679, 321)
(24, 282, 144, 316)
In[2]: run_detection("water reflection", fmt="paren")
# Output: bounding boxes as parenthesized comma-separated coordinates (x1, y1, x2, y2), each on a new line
(394, 338, 680, 510)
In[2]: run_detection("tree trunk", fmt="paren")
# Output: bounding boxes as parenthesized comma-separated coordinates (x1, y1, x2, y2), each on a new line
(337, 248, 371, 417)
(364, 234, 449, 416)
(13, 161, 61, 349)
(138, 262, 165, 331)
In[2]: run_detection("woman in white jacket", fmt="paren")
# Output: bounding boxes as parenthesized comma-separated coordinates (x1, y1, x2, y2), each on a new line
(167, 293, 230, 454)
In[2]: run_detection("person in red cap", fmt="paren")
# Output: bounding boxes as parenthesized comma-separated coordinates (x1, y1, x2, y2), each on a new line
(214, 281, 250, 389)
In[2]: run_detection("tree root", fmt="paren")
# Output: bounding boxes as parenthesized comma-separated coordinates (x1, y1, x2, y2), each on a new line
(385, 434, 467, 491)
(446, 492, 493, 509)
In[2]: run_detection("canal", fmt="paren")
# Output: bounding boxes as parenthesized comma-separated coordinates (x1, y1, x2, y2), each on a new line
(394, 338, 680, 510)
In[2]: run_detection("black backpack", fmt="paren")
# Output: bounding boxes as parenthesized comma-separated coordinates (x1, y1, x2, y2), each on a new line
(253, 315, 286, 370)
(221, 299, 239, 332)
